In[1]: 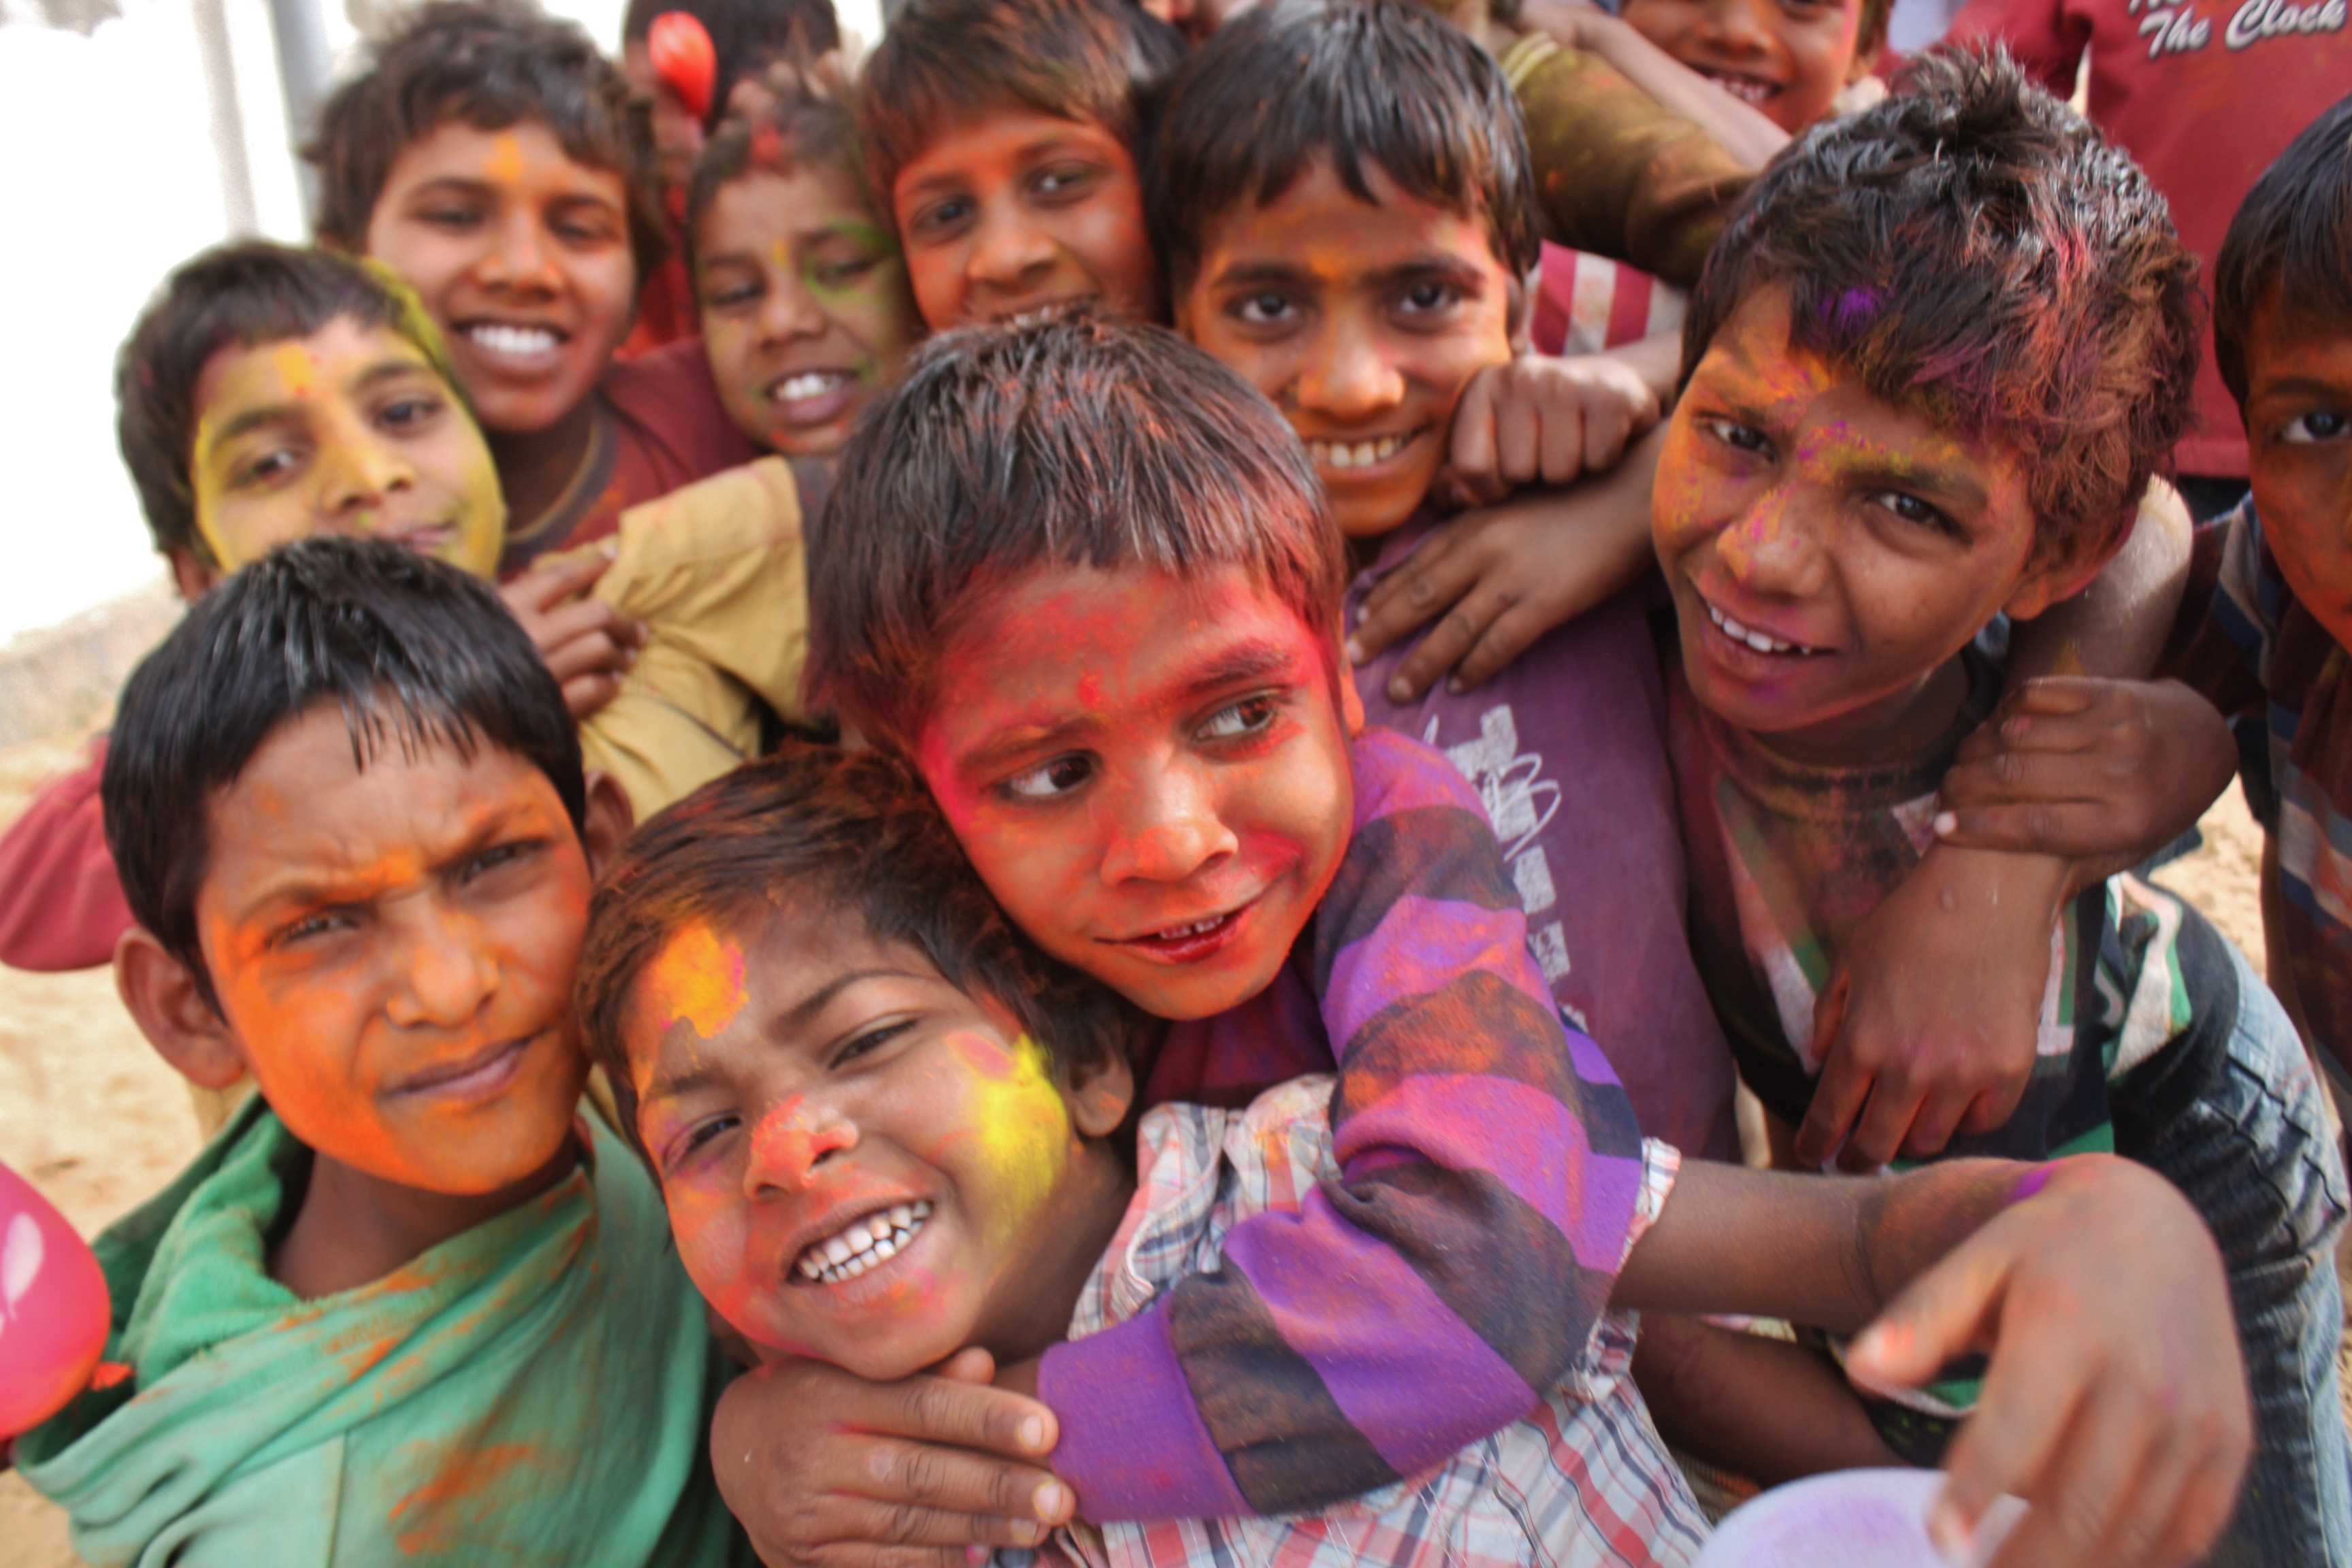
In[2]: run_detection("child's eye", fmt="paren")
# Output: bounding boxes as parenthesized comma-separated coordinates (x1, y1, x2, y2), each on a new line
(1197, 693, 1279, 742)
(272, 909, 353, 948)
(1869, 489, 1959, 536)
(459, 840, 540, 883)
(378, 395, 444, 431)
(1030, 163, 1101, 202)
(670, 1114, 740, 1170)
(420, 202, 485, 231)
(813, 255, 881, 289)
(2281, 410, 2351, 445)
(1394, 280, 1464, 318)
(233, 446, 305, 487)
(1701, 417, 1774, 458)
(1000, 754, 1094, 801)
(1230, 292, 1299, 328)
(908, 195, 976, 242)
(834, 1018, 915, 1068)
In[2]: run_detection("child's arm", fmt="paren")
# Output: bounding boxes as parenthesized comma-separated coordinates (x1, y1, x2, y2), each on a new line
(1794, 481, 2199, 1169)
(1619, 1156, 2252, 1568)
(497, 549, 647, 720)
(1348, 421, 1665, 703)
(1631, 1315, 1897, 1484)
(1510, 0, 1789, 172)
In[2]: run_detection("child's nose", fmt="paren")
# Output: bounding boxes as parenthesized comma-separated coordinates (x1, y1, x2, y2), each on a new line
(318, 433, 415, 519)
(760, 269, 832, 344)
(745, 1097, 858, 1196)
(1294, 320, 1404, 424)
(1099, 770, 1241, 885)
(1715, 487, 1831, 596)
(478, 210, 561, 293)
(966, 203, 1060, 297)
(385, 909, 499, 1031)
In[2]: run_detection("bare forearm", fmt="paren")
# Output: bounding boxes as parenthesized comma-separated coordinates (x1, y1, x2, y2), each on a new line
(1615, 1159, 2022, 1330)
(1518, 0, 1788, 169)
(1631, 1316, 1897, 1484)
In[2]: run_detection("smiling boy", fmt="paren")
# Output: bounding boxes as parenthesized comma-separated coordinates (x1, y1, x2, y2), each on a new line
(309, 0, 758, 570)
(1649, 50, 2347, 1560)
(10, 539, 746, 1567)
(1616, 0, 1886, 135)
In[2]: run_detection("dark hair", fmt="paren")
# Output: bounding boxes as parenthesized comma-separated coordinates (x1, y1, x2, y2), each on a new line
(855, 0, 1183, 227)
(1682, 45, 2201, 567)
(807, 310, 1343, 743)
(1149, 0, 1539, 294)
(577, 740, 1132, 1152)
(308, 0, 666, 289)
(685, 57, 866, 255)
(116, 242, 463, 566)
(621, 0, 841, 135)
(2213, 92, 2352, 410)
(103, 536, 585, 1008)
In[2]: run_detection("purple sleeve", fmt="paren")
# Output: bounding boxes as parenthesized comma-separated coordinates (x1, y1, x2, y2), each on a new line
(1041, 730, 1646, 1520)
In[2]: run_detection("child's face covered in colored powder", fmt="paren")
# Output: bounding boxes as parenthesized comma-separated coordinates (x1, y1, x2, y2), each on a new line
(623, 911, 1131, 1375)
(1654, 284, 2087, 764)
(1620, 0, 1872, 135)
(696, 161, 920, 456)
(2242, 292, 2352, 651)
(911, 564, 1355, 1021)
(193, 706, 591, 1194)
(1176, 154, 1516, 541)
(890, 101, 1162, 329)
(364, 118, 638, 436)
(189, 317, 506, 579)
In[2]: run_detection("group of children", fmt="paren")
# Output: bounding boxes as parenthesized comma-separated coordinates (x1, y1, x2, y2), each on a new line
(3, 0, 2351, 1563)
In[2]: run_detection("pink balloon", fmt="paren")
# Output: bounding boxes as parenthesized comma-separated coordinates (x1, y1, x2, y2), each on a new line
(0, 1160, 110, 1439)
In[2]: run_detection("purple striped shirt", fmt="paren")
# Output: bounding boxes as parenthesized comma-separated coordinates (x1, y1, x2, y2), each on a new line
(1038, 728, 1648, 1520)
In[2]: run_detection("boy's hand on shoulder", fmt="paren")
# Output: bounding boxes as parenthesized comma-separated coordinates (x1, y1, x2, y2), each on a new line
(1349, 422, 1664, 700)
(1436, 353, 1661, 508)
(1932, 676, 2238, 875)
(710, 1349, 1074, 1568)
(1847, 1156, 2250, 1568)
(1800, 847, 2068, 1170)
(497, 551, 648, 721)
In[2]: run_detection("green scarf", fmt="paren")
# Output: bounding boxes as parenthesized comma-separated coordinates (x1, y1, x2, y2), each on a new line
(17, 1098, 747, 1568)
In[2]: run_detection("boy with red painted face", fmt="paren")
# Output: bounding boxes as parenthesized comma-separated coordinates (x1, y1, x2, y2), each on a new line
(1646, 50, 2347, 1561)
(308, 0, 760, 574)
(698, 315, 2251, 1568)
(10, 538, 749, 1566)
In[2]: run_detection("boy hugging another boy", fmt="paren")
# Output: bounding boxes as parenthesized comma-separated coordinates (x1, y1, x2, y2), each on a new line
(1646, 48, 2349, 1561)
(12, 539, 747, 1566)
(709, 312, 2253, 1568)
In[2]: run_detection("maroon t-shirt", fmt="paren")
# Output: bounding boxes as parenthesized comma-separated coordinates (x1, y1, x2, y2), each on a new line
(0, 740, 131, 973)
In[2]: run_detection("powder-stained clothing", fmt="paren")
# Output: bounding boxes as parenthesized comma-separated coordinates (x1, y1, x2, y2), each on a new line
(1950, 0, 2352, 481)
(1350, 535, 1737, 1158)
(1040, 729, 1651, 1520)
(553, 454, 815, 819)
(2168, 497, 2352, 1088)
(1500, 34, 1753, 288)
(15, 1102, 749, 1568)
(1028, 1079, 1705, 1568)
(498, 336, 762, 576)
(1667, 638, 2232, 1159)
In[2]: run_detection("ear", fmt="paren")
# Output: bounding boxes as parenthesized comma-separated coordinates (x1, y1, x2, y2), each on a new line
(115, 926, 248, 1091)
(1507, 266, 1534, 355)
(1065, 1043, 1136, 1139)
(166, 546, 219, 603)
(580, 769, 636, 877)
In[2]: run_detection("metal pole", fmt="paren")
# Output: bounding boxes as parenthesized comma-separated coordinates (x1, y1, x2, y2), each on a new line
(265, 0, 333, 223)
(192, 0, 260, 237)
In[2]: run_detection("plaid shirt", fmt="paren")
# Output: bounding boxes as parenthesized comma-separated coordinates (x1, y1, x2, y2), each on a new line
(1026, 1080, 1705, 1568)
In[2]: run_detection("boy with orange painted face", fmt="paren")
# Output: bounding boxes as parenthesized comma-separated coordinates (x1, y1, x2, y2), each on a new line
(654, 316, 2252, 1568)
(10, 538, 749, 1567)
(1644, 50, 2347, 1561)
(308, 0, 760, 574)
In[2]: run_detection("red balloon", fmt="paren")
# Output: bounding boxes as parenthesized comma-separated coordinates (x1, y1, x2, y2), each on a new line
(648, 12, 718, 121)
(0, 1161, 109, 1439)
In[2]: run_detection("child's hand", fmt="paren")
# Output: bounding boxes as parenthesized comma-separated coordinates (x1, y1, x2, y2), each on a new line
(1348, 423, 1663, 700)
(708, 1350, 1073, 1568)
(1932, 677, 2238, 874)
(497, 551, 648, 721)
(1847, 1156, 2250, 1568)
(1799, 847, 2065, 1170)
(1435, 353, 1661, 509)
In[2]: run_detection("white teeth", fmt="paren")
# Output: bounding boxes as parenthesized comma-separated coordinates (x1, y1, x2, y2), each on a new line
(774, 370, 843, 404)
(1705, 72, 1776, 105)
(1156, 914, 1226, 939)
(1706, 600, 1807, 655)
(800, 1205, 932, 1284)
(1308, 434, 1409, 472)
(468, 323, 560, 358)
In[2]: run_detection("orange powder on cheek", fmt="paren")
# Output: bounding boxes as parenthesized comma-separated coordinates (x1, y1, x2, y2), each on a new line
(639, 922, 750, 1039)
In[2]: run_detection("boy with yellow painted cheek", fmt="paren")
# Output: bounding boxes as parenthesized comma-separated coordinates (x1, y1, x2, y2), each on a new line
(10, 538, 749, 1567)
(1645, 52, 2348, 1561)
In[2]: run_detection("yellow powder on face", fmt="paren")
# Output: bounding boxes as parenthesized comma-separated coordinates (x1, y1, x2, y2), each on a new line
(642, 922, 751, 1040)
(272, 344, 318, 399)
(944, 1030, 1068, 1243)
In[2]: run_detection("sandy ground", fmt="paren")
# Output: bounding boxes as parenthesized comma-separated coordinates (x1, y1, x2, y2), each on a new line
(0, 727, 2307, 1562)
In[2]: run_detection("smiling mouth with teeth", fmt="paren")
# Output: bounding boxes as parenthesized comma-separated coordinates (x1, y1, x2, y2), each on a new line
(772, 370, 850, 404)
(796, 1200, 932, 1285)
(467, 323, 564, 359)
(1693, 67, 1782, 108)
(1307, 429, 1422, 472)
(1705, 598, 1823, 657)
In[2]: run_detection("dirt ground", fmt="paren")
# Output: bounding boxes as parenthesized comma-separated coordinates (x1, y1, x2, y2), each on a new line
(0, 725, 2309, 1563)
